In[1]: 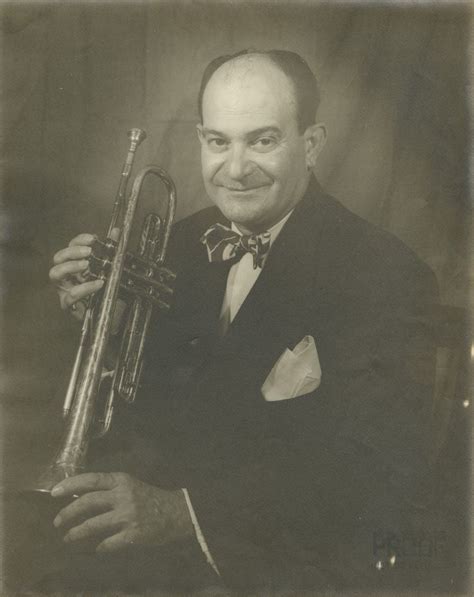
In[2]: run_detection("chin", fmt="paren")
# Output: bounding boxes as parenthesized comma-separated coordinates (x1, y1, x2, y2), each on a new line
(217, 201, 265, 229)
(213, 191, 269, 227)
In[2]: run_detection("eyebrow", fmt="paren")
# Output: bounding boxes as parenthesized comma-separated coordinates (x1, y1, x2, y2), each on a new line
(201, 126, 282, 139)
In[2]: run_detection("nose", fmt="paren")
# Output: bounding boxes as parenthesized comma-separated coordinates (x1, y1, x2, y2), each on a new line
(225, 144, 253, 181)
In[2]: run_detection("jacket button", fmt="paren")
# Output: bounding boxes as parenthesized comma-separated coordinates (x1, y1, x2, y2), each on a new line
(189, 337, 200, 348)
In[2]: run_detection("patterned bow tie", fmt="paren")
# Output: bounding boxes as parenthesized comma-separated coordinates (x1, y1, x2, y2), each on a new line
(200, 223, 271, 269)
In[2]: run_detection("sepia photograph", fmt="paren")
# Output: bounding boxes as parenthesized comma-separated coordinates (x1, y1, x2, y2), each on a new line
(1, 1, 472, 595)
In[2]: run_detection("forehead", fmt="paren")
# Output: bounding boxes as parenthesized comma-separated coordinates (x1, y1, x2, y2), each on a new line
(201, 56, 298, 131)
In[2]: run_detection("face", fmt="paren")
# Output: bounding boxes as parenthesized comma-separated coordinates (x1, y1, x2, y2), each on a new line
(197, 57, 321, 233)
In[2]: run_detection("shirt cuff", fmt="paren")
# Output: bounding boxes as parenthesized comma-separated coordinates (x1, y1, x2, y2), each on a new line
(182, 487, 220, 576)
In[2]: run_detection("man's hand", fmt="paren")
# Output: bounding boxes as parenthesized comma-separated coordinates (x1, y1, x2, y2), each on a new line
(49, 229, 127, 330)
(51, 473, 193, 553)
(49, 232, 104, 320)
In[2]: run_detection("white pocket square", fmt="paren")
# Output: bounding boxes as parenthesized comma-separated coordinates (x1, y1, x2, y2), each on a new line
(261, 335, 322, 402)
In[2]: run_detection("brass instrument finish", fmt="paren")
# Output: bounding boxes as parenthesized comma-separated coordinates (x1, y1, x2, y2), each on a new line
(35, 129, 177, 493)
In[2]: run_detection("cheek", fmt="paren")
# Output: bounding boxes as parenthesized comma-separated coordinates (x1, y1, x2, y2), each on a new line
(200, 151, 224, 182)
(256, 147, 295, 183)
(271, 149, 305, 188)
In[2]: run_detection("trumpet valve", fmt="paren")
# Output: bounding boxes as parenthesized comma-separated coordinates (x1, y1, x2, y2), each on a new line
(87, 236, 176, 311)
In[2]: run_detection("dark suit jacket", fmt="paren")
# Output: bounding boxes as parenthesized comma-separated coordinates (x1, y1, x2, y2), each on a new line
(115, 176, 438, 591)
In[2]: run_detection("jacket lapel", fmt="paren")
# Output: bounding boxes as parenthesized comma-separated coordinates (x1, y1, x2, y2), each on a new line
(169, 208, 230, 343)
(218, 176, 327, 357)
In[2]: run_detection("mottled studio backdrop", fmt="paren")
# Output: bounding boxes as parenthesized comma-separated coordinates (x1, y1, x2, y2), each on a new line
(0, 0, 471, 591)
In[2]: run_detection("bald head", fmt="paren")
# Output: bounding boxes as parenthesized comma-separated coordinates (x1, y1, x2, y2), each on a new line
(201, 55, 298, 132)
(198, 49, 320, 134)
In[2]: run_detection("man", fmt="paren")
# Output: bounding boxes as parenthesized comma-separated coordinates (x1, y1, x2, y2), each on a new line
(48, 49, 438, 592)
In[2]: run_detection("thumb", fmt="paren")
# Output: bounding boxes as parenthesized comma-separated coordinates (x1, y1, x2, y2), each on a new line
(110, 227, 121, 242)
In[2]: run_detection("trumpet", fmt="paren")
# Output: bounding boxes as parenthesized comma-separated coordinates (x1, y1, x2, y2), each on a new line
(35, 128, 177, 493)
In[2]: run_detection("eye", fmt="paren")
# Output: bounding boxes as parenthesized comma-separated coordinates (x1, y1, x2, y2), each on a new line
(251, 137, 278, 152)
(207, 137, 228, 152)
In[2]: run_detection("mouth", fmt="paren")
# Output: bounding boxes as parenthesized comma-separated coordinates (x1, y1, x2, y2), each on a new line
(221, 184, 269, 194)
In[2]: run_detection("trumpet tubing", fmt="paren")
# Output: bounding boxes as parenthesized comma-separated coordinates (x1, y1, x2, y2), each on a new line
(35, 130, 177, 493)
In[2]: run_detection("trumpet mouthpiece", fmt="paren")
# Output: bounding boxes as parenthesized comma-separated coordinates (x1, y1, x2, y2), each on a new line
(127, 128, 147, 147)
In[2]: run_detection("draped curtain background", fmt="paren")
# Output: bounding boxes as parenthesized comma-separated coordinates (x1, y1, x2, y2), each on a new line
(0, 1, 471, 585)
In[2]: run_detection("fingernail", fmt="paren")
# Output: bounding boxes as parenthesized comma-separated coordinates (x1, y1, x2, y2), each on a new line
(80, 260, 89, 267)
(53, 516, 61, 527)
(51, 485, 64, 497)
(82, 246, 92, 256)
(63, 533, 71, 543)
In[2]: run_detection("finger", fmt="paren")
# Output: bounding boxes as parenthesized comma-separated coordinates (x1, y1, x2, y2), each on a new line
(53, 245, 92, 265)
(52, 472, 119, 498)
(49, 259, 90, 284)
(67, 300, 87, 322)
(60, 280, 104, 310)
(54, 491, 113, 530)
(64, 511, 122, 544)
(68, 233, 98, 247)
(67, 279, 104, 302)
(109, 227, 120, 242)
(96, 530, 135, 554)
(76, 269, 91, 284)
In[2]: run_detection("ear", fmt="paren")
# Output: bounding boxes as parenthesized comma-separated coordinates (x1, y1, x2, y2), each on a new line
(303, 123, 327, 170)
(196, 123, 204, 144)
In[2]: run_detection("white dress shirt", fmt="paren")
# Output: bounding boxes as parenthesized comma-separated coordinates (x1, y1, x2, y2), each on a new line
(219, 210, 293, 331)
(183, 209, 294, 575)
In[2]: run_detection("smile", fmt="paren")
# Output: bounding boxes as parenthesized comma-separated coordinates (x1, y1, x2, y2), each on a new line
(222, 185, 268, 193)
